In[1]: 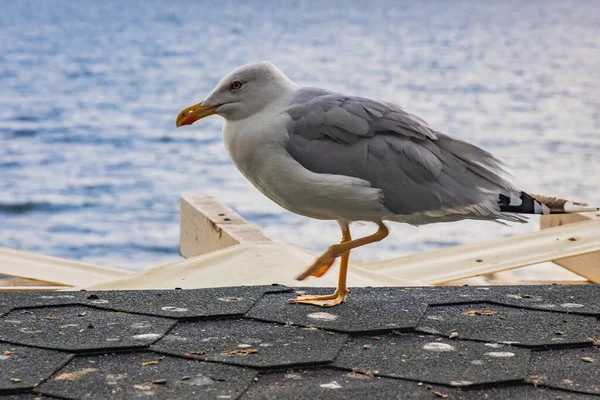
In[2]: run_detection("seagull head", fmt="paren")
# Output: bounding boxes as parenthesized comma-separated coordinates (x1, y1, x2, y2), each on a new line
(176, 62, 296, 125)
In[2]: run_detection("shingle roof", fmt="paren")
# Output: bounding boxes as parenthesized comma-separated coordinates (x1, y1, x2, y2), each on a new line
(0, 285, 598, 399)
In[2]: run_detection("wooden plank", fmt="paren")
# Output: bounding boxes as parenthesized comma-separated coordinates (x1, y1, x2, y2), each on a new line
(0, 286, 71, 292)
(540, 212, 600, 283)
(180, 195, 272, 258)
(436, 278, 590, 286)
(82, 242, 421, 290)
(0, 277, 56, 287)
(0, 247, 132, 287)
(366, 219, 600, 285)
(540, 211, 599, 229)
(438, 279, 589, 286)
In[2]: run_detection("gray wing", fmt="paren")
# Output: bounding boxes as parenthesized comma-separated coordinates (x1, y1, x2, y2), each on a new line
(285, 87, 519, 219)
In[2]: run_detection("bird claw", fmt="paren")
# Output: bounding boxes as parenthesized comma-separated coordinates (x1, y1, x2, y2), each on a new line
(288, 290, 349, 307)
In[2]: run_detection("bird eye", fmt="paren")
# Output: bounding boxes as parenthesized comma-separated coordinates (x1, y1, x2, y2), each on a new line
(230, 80, 243, 91)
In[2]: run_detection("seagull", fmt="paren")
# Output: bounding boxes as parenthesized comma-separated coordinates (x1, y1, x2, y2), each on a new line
(176, 62, 598, 307)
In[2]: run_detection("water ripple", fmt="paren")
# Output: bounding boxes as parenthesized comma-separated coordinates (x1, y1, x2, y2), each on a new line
(0, 0, 599, 270)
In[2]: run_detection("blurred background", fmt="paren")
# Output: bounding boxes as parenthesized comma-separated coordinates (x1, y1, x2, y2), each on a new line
(1, 0, 599, 271)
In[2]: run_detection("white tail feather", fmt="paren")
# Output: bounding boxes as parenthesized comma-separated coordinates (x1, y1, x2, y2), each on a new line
(529, 193, 599, 214)
(563, 201, 600, 213)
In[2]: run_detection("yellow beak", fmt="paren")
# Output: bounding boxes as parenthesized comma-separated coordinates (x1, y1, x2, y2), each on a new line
(175, 101, 218, 127)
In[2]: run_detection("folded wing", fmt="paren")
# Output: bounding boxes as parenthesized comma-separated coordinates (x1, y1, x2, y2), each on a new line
(285, 88, 523, 222)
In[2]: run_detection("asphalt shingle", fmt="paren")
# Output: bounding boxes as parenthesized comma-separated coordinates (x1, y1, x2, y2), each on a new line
(241, 368, 431, 400)
(77, 285, 292, 319)
(247, 287, 428, 334)
(333, 333, 531, 387)
(0, 343, 70, 393)
(36, 351, 257, 400)
(489, 285, 600, 317)
(0, 305, 175, 352)
(527, 346, 600, 395)
(417, 302, 597, 347)
(152, 318, 348, 369)
(0, 285, 598, 400)
(242, 369, 599, 400)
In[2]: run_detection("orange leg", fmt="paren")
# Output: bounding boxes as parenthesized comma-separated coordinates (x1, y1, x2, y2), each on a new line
(289, 221, 389, 307)
(301, 221, 352, 279)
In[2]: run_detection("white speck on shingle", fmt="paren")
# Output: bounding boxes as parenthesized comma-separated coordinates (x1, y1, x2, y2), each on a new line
(40, 295, 75, 299)
(131, 322, 152, 329)
(4, 320, 21, 324)
(485, 351, 515, 358)
(426, 315, 444, 321)
(60, 324, 79, 328)
(218, 297, 242, 302)
(307, 312, 338, 321)
(259, 343, 273, 347)
(320, 381, 342, 389)
(422, 342, 454, 352)
(450, 380, 473, 386)
(484, 343, 503, 348)
(471, 360, 484, 365)
(238, 344, 252, 348)
(105, 337, 121, 342)
(132, 333, 161, 340)
(560, 303, 584, 308)
(90, 299, 109, 304)
(418, 326, 440, 335)
(284, 373, 302, 380)
(106, 373, 127, 385)
(161, 306, 189, 312)
(163, 335, 187, 342)
(185, 374, 215, 387)
(133, 383, 152, 388)
(0, 355, 10, 361)
(20, 327, 43, 334)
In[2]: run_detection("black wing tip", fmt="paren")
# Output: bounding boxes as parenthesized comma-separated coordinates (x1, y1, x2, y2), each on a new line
(498, 192, 548, 215)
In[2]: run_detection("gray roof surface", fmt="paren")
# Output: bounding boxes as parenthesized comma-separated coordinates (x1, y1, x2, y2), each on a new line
(0, 285, 598, 399)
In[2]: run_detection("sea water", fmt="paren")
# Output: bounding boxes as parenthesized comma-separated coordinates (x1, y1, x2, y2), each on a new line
(1, 0, 599, 270)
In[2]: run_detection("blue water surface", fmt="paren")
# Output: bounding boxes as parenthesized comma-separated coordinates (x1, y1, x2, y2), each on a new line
(1, 0, 599, 270)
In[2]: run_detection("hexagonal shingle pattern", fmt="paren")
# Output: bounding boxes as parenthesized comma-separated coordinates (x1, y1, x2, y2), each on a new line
(0, 292, 86, 314)
(78, 285, 292, 319)
(417, 302, 597, 347)
(0, 286, 292, 321)
(0, 395, 50, 400)
(489, 285, 600, 316)
(247, 287, 428, 333)
(1, 285, 599, 400)
(241, 368, 428, 399)
(0, 343, 70, 393)
(527, 347, 600, 395)
(37, 352, 257, 400)
(242, 369, 598, 400)
(0, 305, 175, 352)
(333, 333, 531, 387)
(152, 318, 348, 368)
